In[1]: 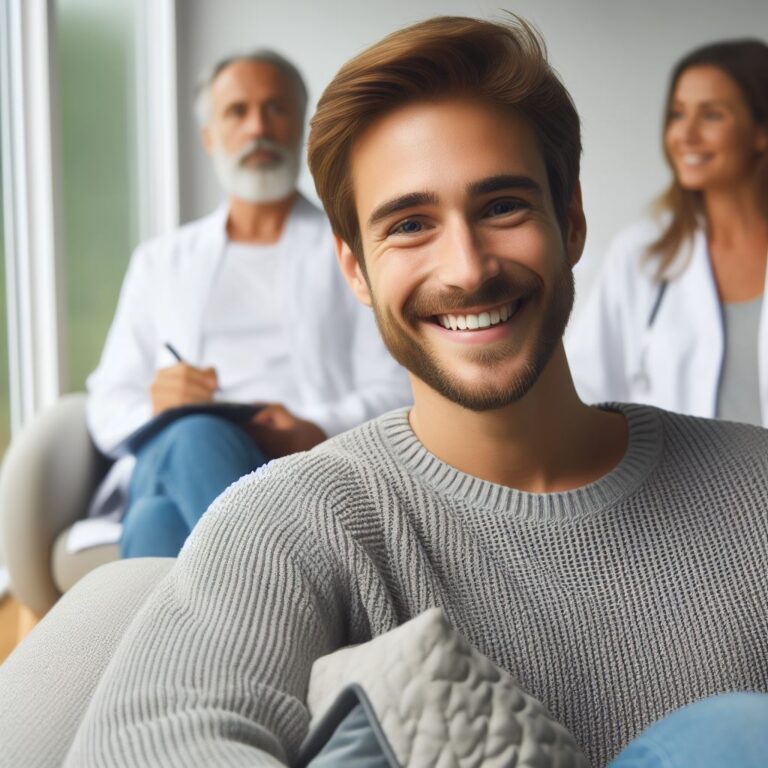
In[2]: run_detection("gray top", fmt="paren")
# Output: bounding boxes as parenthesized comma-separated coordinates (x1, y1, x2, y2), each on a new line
(65, 404, 768, 768)
(717, 296, 763, 425)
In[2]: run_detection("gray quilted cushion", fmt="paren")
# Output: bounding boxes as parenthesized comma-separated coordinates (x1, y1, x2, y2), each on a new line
(308, 608, 589, 768)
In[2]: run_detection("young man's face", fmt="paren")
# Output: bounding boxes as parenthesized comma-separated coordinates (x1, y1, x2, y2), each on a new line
(337, 99, 585, 411)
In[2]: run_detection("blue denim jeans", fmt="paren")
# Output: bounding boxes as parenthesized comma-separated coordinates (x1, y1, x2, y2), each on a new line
(120, 415, 266, 558)
(609, 692, 768, 767)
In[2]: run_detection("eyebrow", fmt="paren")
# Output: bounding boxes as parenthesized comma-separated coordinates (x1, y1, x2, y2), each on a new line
(467, 174, 543, 197)
(367, 192, 439, 230)
(671, 98, 731, 109)
(366, 174, 543, 231)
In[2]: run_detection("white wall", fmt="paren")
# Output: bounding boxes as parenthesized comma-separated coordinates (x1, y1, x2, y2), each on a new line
(174, 0, 768, 311)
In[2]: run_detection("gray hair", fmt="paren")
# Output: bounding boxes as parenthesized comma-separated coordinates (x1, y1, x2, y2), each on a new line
(194, 49, 308, 128)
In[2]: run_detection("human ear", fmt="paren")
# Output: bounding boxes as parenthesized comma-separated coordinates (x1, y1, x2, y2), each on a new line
(334, 235, 372, 307)
(565, 182, 587, 268)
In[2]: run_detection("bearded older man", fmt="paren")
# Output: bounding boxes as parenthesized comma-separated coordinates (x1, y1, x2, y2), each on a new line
(85, 50, 411, 558)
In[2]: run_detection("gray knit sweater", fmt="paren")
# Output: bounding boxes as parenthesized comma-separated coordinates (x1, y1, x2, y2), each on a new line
(66, 404, 768, 767)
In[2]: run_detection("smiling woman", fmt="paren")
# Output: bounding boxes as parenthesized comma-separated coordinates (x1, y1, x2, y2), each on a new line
(568, 38, 768, 427)
(655, 41, 768, 280)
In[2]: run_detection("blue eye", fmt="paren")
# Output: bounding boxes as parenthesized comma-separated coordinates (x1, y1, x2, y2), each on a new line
(391, 219, 423, 235)
(486, 200, 523, 218)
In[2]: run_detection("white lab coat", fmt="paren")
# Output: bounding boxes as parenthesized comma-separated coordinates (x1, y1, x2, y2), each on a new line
(566, 218, 768, 425)
(86, 194, 412, 516)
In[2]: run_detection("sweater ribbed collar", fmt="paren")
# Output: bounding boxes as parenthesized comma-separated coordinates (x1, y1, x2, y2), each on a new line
(379, 403, 663, 522)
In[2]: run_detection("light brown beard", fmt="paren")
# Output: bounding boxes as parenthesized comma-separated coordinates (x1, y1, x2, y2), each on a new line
(369, 263, 574, 412)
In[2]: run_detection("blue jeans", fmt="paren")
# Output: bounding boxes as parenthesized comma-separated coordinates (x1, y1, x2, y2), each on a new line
(121, 415, 266, 558)
(609, 692, 768, 767)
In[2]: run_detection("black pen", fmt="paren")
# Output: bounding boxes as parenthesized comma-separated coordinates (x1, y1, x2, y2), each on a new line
(164, 342, 184, 363)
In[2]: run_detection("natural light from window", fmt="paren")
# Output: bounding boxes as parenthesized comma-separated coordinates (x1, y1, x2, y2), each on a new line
(56, 0, 138, 392)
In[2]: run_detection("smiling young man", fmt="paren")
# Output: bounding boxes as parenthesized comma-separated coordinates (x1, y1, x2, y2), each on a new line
(329, 97, 626, 492)
(66, 17, 768, 768)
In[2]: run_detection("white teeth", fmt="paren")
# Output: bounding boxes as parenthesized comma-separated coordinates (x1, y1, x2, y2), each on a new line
(682, 153, 707, 165)
(436, 301, 520, 332)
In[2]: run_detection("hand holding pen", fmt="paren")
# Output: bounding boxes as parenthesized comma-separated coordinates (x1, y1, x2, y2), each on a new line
(149, 342, 219, 415)
(164, 342, 185, 363)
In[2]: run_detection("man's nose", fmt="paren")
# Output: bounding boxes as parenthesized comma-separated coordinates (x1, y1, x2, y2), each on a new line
(436, 220, 500, 292)
(244, 107, 271, 137)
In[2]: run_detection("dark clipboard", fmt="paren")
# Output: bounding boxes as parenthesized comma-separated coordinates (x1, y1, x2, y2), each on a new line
(118, 402, 264, 454)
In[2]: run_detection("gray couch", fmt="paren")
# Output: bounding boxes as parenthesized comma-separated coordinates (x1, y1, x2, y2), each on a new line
(0, 558, 589, 768)
(0, 557, 172, 767)
(0, 394, 119, 615)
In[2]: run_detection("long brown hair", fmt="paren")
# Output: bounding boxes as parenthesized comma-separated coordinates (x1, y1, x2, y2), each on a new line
(649, 39, 768, 279)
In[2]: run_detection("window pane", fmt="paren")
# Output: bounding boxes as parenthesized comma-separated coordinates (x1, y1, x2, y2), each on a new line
(56, 0, 137, 392)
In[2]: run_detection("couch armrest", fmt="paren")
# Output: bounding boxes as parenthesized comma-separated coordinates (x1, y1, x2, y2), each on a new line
(0, 557, 174, 767)
(0, 393, 111, 614)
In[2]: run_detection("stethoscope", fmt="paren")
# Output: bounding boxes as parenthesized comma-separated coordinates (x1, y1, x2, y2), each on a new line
(630, 281, 668, 394)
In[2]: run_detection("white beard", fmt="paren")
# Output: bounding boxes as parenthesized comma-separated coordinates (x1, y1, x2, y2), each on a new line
(211, 138, 301, 204)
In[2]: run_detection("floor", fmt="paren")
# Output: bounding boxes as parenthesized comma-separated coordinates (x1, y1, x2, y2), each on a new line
(0, 595, 20, 663)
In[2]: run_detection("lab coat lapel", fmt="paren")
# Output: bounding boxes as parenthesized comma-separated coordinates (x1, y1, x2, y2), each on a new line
(279, 195, 326, 404)
(684, 228, 723, 417)
(280, 194, 345, 406)
(181, 203, 229, 363)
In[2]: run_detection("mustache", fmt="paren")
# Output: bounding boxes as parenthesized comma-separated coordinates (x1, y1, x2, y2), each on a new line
(403, 272, 541, 321)
(235, 138, 290, 167)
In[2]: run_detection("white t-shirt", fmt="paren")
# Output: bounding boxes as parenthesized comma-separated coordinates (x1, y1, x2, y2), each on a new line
(199, 240, 299, 406)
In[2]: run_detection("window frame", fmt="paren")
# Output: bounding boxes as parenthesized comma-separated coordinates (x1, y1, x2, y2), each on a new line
(0, 0, 65, 431)
(0, 0, 179, 434)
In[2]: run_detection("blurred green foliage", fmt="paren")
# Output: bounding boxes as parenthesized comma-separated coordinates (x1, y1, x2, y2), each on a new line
(57, 0, 137, 392)
(0, 1, 137, 461)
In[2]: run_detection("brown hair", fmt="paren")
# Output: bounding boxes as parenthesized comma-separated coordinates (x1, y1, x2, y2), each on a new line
(308, 15, 581, 261)
(649, 39, 768, 279)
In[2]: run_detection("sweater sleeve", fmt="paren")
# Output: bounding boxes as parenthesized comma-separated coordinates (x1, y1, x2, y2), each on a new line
(64, 460, 348, 767)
